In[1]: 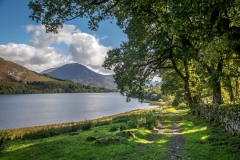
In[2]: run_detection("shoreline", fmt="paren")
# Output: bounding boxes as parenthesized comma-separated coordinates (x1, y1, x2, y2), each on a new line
(0, 94, 160, 131)
(0, 106, 162, 138)
(1, 101, 162, 132)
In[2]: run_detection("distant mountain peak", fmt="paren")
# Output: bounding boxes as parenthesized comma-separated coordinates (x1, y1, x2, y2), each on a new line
(44, 63, 116, 89)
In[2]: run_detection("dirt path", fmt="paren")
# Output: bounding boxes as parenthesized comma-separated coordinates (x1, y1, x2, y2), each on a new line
(136, 110, 185, 159)
(149, 112, 185, 159)
(165, 113, 185, 160)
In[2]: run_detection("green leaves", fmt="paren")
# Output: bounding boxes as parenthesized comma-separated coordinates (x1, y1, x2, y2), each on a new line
(29, 0, 240, 104)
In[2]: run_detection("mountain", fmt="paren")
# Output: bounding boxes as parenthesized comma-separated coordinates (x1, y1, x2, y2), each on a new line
(0, 57, 54, 82)
(43, 63, 117, 89)
(41, 67, 58, 74)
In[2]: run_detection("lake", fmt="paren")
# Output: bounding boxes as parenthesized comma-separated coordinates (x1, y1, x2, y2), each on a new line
(0, 93, 157, 130)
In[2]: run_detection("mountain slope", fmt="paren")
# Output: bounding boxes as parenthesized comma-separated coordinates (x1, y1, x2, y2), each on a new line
(41, 68, 58, 74)
(45, 63, 116, 89)
(0, 57, 54, 82)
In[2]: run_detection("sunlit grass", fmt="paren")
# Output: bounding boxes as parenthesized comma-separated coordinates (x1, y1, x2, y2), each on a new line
(2, 105, 239, 159)
(200, 135, 209, 140)
(177, 107, 240, 160)
(0, 107, 172, 160)
(181, 126, 207, 134)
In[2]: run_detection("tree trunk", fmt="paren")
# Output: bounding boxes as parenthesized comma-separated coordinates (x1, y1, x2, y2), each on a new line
(227, 77, 234, 101)
(212, 80, 223, 104)
(171, 58, 196, 107)
(212, 60, 223, 104)
(184, 80, 194, 106)
(183, 60, 195, 106)
(235, 78, 239, 101)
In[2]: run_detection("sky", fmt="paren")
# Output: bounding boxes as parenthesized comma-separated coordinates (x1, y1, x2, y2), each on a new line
(0, 0, 128, 75)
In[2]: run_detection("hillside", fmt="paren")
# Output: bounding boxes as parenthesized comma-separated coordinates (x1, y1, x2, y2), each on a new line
(0, 57, 54, 83)
(44, 63, 117, 89)
(0, 57, 117, 94)
(41, 67, 57, 74)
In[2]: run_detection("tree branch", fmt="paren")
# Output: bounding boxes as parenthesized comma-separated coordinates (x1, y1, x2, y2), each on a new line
(90, 0, 109, 5)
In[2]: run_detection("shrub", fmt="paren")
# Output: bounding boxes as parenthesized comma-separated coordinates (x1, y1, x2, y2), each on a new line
(116, 130, 135, 138)
(112, 116, 130, 123)
(127, 112, 158, 130)
(71, 124, 79, 132)
(108, 126, 119, 132)
(81, 120, 93, 131)
(94, 120, 111, 127)
(119, 125, 127, 131)
(0, 131, 8, 151)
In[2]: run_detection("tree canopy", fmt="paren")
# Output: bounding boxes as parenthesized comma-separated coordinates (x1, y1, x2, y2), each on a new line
(29, 0, 240, 105)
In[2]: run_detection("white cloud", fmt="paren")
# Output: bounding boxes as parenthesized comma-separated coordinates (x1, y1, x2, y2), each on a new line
(0, 24, 114, 74)
(68, 32, 112, 73)
(0, 43, 72, 72)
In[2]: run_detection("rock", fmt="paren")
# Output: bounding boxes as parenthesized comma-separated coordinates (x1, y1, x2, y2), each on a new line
(94, 136, 122, 145)
(86, 135, 98, 141)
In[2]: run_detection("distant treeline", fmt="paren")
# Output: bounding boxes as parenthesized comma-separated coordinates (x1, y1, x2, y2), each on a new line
(0, 80, 118, 94)
(143, 85, 162, 101)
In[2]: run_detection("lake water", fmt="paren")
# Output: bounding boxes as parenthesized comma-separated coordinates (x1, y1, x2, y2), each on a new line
(0, 93, 156, 130)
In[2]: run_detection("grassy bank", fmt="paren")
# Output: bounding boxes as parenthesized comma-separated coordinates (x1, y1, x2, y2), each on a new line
(0, 105, 240, 159)
(0, 107, 170, 159)
(179, 107, 240, 160)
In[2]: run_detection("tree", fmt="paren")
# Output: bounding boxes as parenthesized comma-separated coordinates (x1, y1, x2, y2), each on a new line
(29, 0, 240, 105)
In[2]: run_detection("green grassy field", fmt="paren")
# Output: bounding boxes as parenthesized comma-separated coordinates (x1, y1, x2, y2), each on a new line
(0, 106, 239, 160)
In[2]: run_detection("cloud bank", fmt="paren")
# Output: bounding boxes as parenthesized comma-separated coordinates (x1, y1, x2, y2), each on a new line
(0, 25, 113, 74)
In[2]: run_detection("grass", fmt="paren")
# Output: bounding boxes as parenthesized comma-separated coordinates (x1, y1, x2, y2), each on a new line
(0, 105, 240, 159)
(0, 107, 170, 160)
(177, 107, 240, 160)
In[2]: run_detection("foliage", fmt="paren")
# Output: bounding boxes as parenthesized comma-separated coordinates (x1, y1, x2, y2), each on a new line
(180, 108, 240, 160)
(0, 131, 8, 151)
(0, 107, 169, 160)
(127, 112, 158, 130)
(28, 0, 240, 105)
(81, 120, 93, 131)
(108, 125, 119, 132)
(143, 84, 162, 101)
(1, 106, 239, 159)
(0, 80, 117, 94)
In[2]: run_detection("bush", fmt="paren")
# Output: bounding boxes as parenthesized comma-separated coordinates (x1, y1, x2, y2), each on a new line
(22, 128, 61, 140)
(81, 120, 93, 131)
(119, 125, 127, 131)
(116, 130, 135, 138)
(71, 124, 80, 132)
(108, 126, 119, 132)
(0, 131, 8, 151)
(112, 116, 130, 123)
(172, 97, 179, 106)
(127, 112, 158, 130)
(94, 120, 111, 127)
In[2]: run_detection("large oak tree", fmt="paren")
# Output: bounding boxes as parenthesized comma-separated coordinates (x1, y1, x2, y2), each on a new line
(29, 0, 240, 105)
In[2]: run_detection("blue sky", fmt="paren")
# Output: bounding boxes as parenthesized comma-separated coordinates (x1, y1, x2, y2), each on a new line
(0, 0, 127, 74)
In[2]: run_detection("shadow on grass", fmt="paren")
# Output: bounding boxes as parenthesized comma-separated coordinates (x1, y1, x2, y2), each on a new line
(1, 127, 170, 160)
(175, 106, 240, 160)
